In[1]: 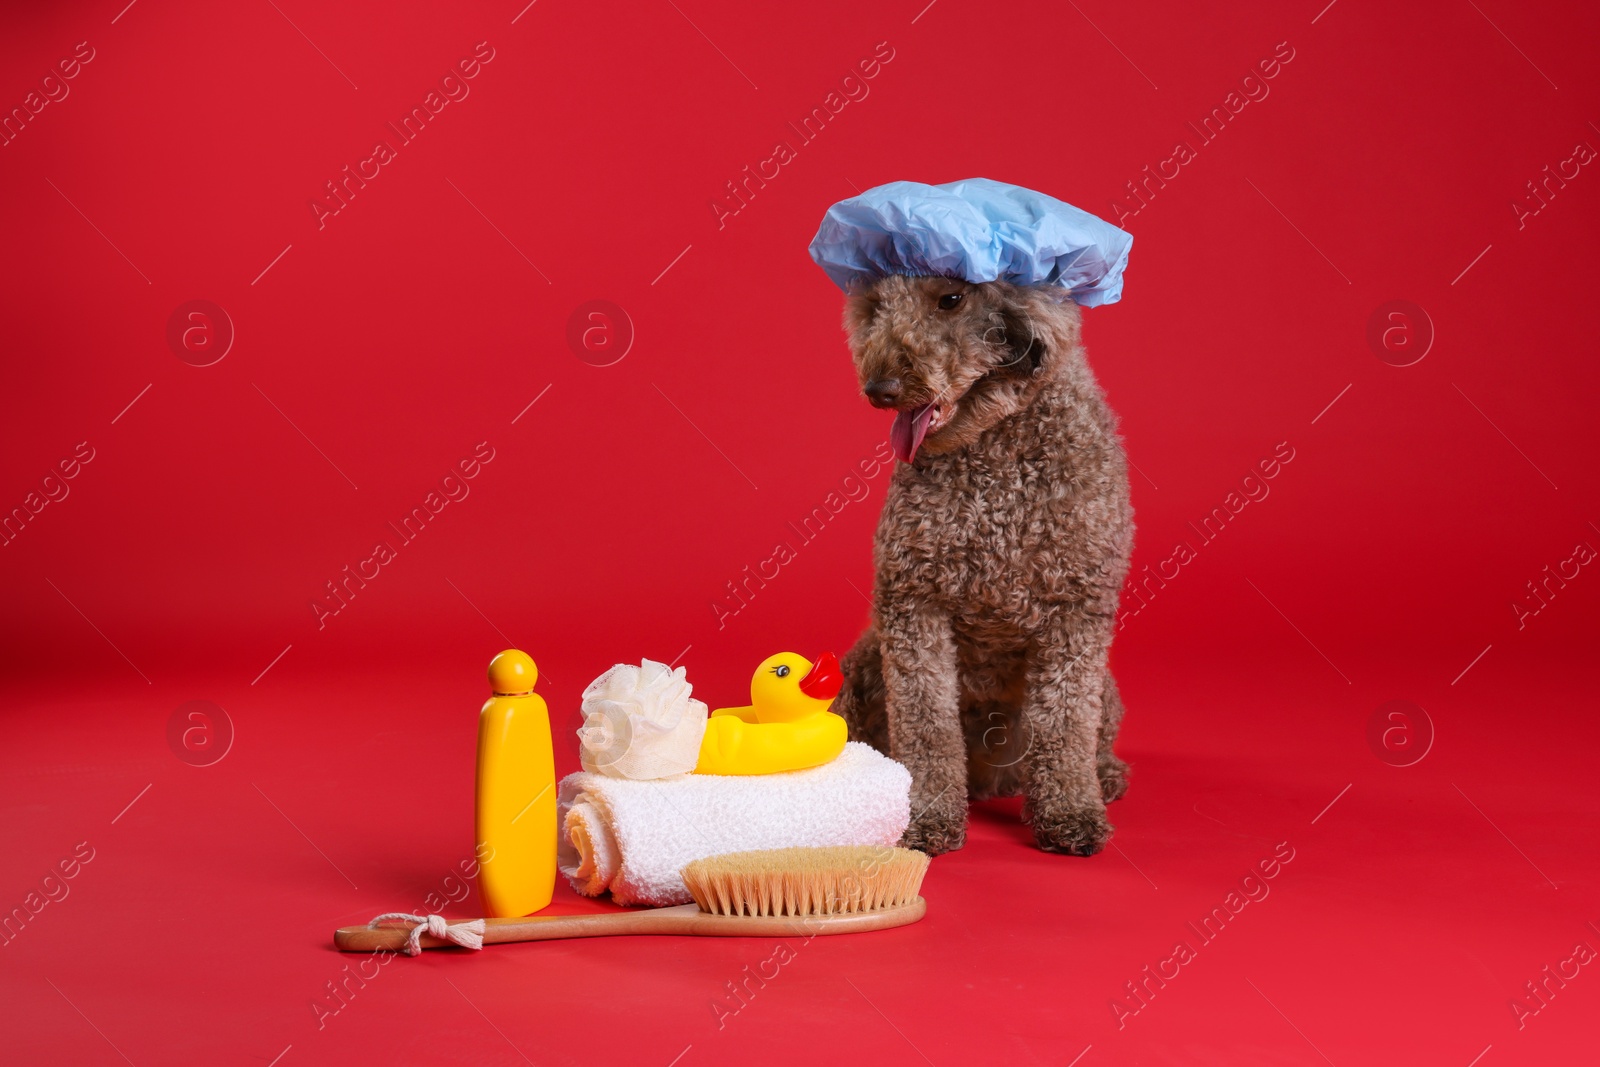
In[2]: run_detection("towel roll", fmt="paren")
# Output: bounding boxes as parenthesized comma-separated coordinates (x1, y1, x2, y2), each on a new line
(557, 742, 912, 906)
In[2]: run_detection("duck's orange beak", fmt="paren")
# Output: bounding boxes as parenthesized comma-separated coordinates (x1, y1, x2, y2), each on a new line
(798, 651, 843, 701)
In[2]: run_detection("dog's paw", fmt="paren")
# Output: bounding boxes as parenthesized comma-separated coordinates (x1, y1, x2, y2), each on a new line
(1028, 800, 1112, 856)
(1097, 757, 1130, 803)
(900, 795, 968, 856)
(900, 820, 967, 856)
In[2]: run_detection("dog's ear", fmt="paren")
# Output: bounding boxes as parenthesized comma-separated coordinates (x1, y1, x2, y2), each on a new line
(991, 296, 1048, 376)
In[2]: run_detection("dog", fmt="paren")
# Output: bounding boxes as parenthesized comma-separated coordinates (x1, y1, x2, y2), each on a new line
(830, 274, 1134, 856)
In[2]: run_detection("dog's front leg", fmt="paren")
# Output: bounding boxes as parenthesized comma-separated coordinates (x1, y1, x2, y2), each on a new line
(1023, 620, 1112, 855)
(879, 600, 967, 855)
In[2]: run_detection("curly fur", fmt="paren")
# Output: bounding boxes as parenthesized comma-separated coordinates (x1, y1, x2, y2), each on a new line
(831, 275, 1134, 856)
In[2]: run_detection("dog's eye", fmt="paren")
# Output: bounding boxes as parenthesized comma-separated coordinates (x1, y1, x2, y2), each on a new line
(937, 292, 963, 311)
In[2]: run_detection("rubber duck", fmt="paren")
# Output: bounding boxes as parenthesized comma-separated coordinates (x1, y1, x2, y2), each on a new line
(694, 652, 848, 775)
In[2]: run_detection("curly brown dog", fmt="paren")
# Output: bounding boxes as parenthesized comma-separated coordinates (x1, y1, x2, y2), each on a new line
(831, 275, 1133, 857)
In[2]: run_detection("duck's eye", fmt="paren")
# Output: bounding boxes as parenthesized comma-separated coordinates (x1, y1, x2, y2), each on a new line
(774, 664, 791, 678)
(938, 292, 963, 311)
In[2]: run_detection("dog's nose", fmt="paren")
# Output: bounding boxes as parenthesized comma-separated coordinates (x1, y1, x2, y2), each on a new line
(864, 378, 902, 408)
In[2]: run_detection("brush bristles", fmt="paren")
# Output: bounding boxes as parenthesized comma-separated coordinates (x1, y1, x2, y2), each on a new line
(681, 846, 929, 917)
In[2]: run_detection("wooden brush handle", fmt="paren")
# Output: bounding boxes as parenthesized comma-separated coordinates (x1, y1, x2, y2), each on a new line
(335, 898, 925, 952)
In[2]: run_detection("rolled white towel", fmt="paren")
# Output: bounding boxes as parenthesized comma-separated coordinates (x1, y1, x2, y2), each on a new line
(557, 742, 912, 906)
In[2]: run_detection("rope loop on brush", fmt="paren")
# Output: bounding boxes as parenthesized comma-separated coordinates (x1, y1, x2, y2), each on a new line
(368, 912, 486, 956)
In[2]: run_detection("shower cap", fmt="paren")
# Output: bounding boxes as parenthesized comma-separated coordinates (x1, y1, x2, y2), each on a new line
(808, 177, 1132, 307)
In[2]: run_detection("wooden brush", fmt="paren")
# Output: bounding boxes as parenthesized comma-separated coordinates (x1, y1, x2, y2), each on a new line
(334, 845, 929, 952)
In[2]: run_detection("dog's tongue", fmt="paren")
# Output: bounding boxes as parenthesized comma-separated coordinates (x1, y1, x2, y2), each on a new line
(890, 404, 937, 464)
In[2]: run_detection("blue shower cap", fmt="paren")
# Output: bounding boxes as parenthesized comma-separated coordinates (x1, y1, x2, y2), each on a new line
(808, 178, 1132, 307)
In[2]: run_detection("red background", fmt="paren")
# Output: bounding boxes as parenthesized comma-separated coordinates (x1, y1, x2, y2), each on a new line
(3, 0, 1598, 1063)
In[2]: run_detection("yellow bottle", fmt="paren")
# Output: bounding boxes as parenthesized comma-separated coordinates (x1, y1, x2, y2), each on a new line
(475, 649, 556, 917)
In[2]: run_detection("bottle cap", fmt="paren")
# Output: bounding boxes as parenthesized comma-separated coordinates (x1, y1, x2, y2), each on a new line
(488, 649, 538, 694)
